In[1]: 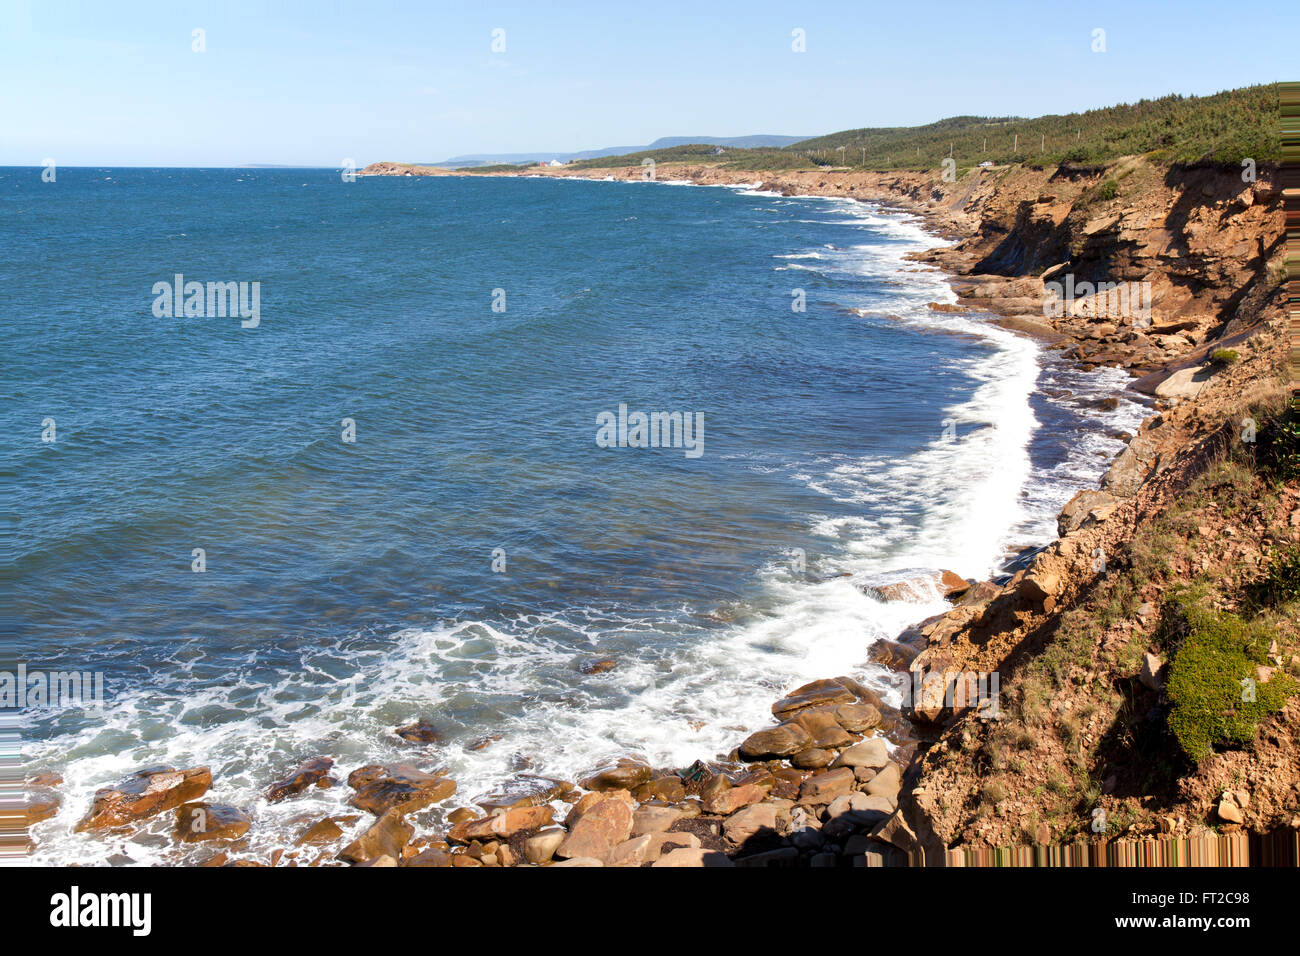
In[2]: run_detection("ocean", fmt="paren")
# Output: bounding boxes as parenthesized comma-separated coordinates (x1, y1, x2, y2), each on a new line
(2, 167, 1147, 864)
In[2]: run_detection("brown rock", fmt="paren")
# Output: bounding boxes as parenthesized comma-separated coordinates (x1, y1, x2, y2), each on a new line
(771, 679, 857, 720)
(26, 788, 61, 825)
(405, 847, 453, 867)
(831, 738, 890, 769)
(265, 756, 335, 803)
(790, 748, 834, 770)
(1057, 489, 1120, 536)
(1216, 797, 1244, 825)
(834, 702, 881, 733)
(579, 758, 652, 792)
(605, 833, 661, 867)
(174, 803, 252, 843)
(578, 657, 618, 675)
(394, 719, 439, 743)
(524, 828, 566, 864)
(739, 721, 812, 759)
(76, 766, 212, 832)
(555, 797, 634, 861)
(702, 783, 767, 816)
(793, 709, 856, 748)
(338, 809, 413, 864)
(447, 804, 555, 843)
(799, 768, 855, 805)
(1139, 652, 1165, 691)
(633, 776, 686, 803)
(652, 847, 734, 867)
(296, 817, 345, 846)
(631, 805, 683, 835)
(347, 763, 455, 816)
(723, 803, 778, 844)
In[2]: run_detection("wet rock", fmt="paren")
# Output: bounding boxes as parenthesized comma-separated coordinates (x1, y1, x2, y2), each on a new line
(790, 748, 834, 769)
(771, 679, 858, 720)
(578, 657, 618, 675)
(347, 763, 455, 816)
(76, 766, 212, 832)
(524, 828, 566, 864)
(723, 804, 778, 845)
(739, 721, 812, 759)
(832, 738, 890, 770)
(174, 803, 253, 843)
(265, 756, 335, 803)
(555, 797, 633, 861)
(296, 817, 346, 846)
(1058, 490, 1120, 536)
(633, 776, 686, 804)
(26, 788, 61, 825)
(793, 709, 856, 748)
(798, 768, 856, 805)
(579, 758, 652, 792)
(338, 809, 413, 864)
(834, 702, 881, 734)
(447, 804, 554, 843)
(869, 639, 920, 672)
(394, 719, 439, 743)
(475, 774, 569, 811)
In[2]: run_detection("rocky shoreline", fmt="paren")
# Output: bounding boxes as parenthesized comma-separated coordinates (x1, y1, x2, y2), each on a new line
(25, 155, 1294, 866)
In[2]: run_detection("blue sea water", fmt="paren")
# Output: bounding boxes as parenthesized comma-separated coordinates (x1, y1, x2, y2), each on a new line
(2, 167, 1146, 863)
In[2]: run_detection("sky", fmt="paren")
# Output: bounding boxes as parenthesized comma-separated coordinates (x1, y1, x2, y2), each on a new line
(1, 0, 1295, 166)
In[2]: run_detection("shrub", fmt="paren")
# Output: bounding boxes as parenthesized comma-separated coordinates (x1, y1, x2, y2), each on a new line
(1210, 348, 1239, 365)
(1248, 545, 1300, 608)
(1256, 399, 1300, 482)
(1162, 591, 1295, 763)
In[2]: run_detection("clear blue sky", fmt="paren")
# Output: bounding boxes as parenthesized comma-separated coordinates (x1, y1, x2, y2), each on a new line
(2, 0, 1295, 166)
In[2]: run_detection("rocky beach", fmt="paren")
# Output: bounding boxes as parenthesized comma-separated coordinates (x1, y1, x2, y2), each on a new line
(21, 149, 1296, 869)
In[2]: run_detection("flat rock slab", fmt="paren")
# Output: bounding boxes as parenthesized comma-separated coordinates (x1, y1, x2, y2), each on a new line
(76, 766, 212, 832)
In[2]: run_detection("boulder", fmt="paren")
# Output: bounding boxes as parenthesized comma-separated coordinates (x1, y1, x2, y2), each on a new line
(771, 678, 860, 720)
(265, 756, 335, 803)
(550, 857, 604, 867)
(338, 809, 413, 864)
(448, 804, 554, 843)
(651, 847, 734, 868)
(605, 834, 661, 867)
(834, 702, 881, 733)
(578, 657, 618, 675)
(869, 570, 969, 602)
(739, 721, 812, 759)
(702, 783, 767, 816)
(632, 776, 686, 803)
(174, 803, 252, 843)
(296, 817, 346, 846)
(869, 639, 920, 672)
(1154, 365, 1211, 403)
(790, 748, 834, 769)
(1057, 490, 1120, 536)
(1102, 433, 1158, 497)
(723, 803, 778, 845)
(1216, 797, 1244, 825)
(26, 788, 61, 825)
(76, 766, 212, 832)
(1139, 652, 1165, 691)
(798, 768, 856, 805)
(864, 763, 902, 802)
(475, 774, 569, 811)
(579, 758, 652, 792)
(347, 763, 455, 816)
(792, 709, 855, 748)
(405, 848, 453, 867)
(524, 828, 566, 864)
(555, 797, 633, 861)
(631, 805, 683, 835)
(393, 719, 439, 743)
(832, 738, 890, 770)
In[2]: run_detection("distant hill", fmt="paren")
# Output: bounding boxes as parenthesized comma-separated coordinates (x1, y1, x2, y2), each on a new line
(432, 134, 811, 168)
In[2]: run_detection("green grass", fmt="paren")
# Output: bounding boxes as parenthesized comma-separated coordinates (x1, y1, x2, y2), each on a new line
(1211, 348, 1240, 365)
(1161, 589, 1295, 763)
